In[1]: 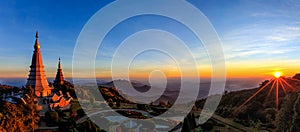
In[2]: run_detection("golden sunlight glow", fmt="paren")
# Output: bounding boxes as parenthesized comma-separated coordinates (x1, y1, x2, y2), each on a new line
(273, 71, 282, 78)
(236, 73, 297, 111)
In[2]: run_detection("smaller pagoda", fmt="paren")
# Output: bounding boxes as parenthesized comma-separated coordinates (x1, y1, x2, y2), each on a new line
(54, 57, 65, 85)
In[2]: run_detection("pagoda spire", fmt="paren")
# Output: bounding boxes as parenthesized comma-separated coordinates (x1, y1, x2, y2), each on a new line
(58, 57, 62, 69)
(34, 31, 40, 50)
(26, 32, 52, 97)
(54, 57, 65, 85)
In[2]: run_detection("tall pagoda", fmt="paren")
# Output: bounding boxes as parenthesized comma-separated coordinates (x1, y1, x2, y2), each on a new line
(26, 32, 52, 97)
(54, 57, 65, 85)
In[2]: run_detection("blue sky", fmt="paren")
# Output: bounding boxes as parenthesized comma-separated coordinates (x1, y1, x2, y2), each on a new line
(0, 0, 300, 78)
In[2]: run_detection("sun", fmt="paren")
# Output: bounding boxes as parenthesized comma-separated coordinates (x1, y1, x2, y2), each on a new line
(273, 71, 282, 78)
(236, 70, 299, 111)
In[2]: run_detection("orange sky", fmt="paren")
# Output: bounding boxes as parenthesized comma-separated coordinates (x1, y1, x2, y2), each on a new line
(1, 60, 299, 79)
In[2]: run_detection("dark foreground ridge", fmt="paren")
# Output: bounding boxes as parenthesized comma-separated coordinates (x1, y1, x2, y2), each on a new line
(194, 76, 300, 131)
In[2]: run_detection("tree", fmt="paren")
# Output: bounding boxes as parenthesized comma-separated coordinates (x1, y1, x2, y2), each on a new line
(23, 85, 40, 131)
(0, 85, 40, 131)
(107, 98, 114, 108)
(116, 100, 121, 108)
(276, 93, 298, 131)
(0, 102, 27, 131)
(53, 80, 76, 98)
(259, 80, 270, 88)
(77, 120, 100, 132)
(45, 111, 59, 127)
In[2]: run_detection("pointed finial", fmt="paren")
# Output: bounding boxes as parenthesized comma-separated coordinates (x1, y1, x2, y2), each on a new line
(36, 31, 39, 38)
(58, 57, 62, 69)
(34, 31, 40, 49)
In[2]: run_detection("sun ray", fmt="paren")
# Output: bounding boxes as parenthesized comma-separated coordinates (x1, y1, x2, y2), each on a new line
(236, 79, 274, 111)
(236, 73, 297, 112)
(266, 79, 276, 99)
(288, 78, 300, 82)
(276, 79, 279, 109)
(278, 79, 287, 94)
(281, 78, 296, 91)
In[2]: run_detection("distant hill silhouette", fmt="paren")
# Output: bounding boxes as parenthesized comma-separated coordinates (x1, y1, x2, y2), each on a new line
(100, 80, 151, 92)
(99, 80, 176, 104)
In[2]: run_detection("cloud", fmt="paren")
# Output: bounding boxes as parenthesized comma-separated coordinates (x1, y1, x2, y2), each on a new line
(221, 21, 300, 61)
(225, 50, 262, 60)
(251, 12, 277, 18)
(265, 26, 300, 42)
(265, 36, 288, 42)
